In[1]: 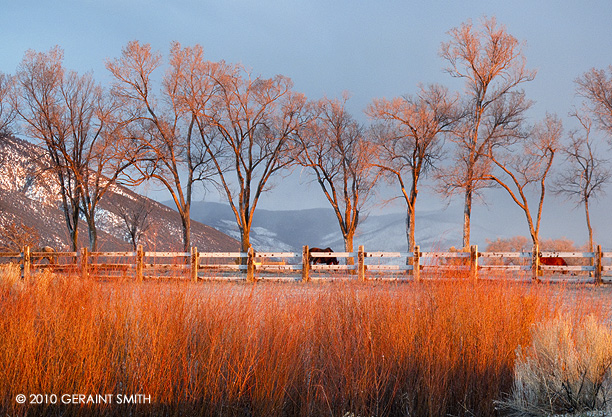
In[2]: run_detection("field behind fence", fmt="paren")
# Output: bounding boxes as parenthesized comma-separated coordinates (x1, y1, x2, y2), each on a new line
(2, 244, 611, 284)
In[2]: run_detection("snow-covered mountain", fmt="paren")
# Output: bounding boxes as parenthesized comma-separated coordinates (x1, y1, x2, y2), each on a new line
(187, 201, 469, 252)
(0, 135, 239, 252)
(187, 196, 611, 253)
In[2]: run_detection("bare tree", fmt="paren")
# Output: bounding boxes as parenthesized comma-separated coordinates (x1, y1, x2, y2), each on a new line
(79, 101, 142, 251)
(119, 199, 153, 250)
(484, 114, 562, 249)
(16, 47, 88, 251)
(174, 47, 306, 254)
(554, 111, 610, 252)
(296, 95, 377, 258)
(576, 65, 612, 136)
(0, 72, 16, 135)
(368, 84, 457, 252)
(0, 221, 40, 252)
(16, 47, 136, 251)
(106, 41, 215, 251)
(438, 16, 535, 248)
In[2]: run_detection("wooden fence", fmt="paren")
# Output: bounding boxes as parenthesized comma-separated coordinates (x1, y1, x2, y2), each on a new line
(1, 244, 610, 284)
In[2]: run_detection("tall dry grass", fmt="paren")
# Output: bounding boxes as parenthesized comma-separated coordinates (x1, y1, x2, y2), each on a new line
(0, 266, 588, 416)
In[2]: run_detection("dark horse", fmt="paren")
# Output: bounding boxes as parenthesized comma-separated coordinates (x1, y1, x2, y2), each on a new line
(308, 247, 339, 265)
(540, 255, 568, 274)
(36, 246, 57, 265)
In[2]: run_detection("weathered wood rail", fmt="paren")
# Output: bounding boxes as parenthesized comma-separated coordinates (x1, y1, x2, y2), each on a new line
(1, 244, 610, 284)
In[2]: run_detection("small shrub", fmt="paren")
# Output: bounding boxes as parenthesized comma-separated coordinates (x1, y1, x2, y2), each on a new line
(496, 315, 612, 416)
(0, 221, 40, 252)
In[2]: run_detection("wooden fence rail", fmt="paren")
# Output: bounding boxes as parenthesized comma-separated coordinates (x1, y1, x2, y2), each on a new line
(1, 244, 609, 284)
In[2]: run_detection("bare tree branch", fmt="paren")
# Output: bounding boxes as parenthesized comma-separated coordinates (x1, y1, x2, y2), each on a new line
(172, 46, 306, 252)
(296, 95, 378, 257)
(107, 41, 218, 251)
(554, 111, 610, 251)
(0, 72, 17, 135)
(484, 114, 562, 247)
(368, 84, 458, 252)
(576, 65, 612, 137)
(438, 16, 535, 248)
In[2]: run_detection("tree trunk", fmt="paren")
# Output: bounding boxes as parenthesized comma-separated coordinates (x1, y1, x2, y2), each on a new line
(405, 211, 411, 253)
(344, 230, 354, 266)
(463, 186, 472, 249)
(180, 211, 191, 252)
(585, 198, 594, 276)
(532, 239, 541, 281)
(406, 206, 416, 253)
(70, 227, 78, 252)
(87, 218, 98, 252)
(69, 209, 79, 252)
(240, 226, 251, 271)
(585, 198, 594, 253)
(240, 229, 251, 253)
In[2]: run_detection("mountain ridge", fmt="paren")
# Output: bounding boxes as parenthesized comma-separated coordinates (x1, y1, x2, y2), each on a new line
(0, 135, 239, 252)
(185, 198, 605, 253)
(186, 200, 478, 252)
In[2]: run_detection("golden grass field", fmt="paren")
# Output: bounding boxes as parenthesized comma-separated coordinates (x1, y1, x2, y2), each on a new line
(1, 264, 611, 417)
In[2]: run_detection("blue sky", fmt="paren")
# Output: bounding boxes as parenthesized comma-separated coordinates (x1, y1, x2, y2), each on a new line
(4, 1, 611, 119)
(3, 1, 612, 245)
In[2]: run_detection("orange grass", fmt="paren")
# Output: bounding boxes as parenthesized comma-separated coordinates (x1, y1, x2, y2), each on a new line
(0, 265, 604, 417)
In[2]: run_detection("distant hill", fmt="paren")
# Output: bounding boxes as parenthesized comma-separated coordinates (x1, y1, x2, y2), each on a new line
(188, 201, 340, 251)
(187, 201, 479, 252)
(186, 195, 610, 252)
(0, 135, 239, 252)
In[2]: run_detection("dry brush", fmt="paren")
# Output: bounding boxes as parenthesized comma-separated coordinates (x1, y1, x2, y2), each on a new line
(1, 265, 606, 416)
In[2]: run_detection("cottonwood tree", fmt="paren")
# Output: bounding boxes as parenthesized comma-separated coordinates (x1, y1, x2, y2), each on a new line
(368, 84, 457, 252)
(78, 103, 141, 250)
(119, 198, 153, 250)
(554, 111, 610, 252)
(16, 47, 83, 251)
(174, 45, 306, 255)
(484, 114, 562, 249)
(16, 48, 100, 250)
(296, 95, 377, 258)
(107, 41, 216, 251)
(438, 16, 535, 248)
(576, 65, 612, 136)
(0, 72, 16, 135)
(16, 47, 137, 251)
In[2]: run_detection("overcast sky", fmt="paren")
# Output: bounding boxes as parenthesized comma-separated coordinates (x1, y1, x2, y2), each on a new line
(3, 1, 612, 246)
(4, 1, 611, 115)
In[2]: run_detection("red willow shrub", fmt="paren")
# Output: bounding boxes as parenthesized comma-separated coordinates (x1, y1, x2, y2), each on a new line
(0, 270, 565, 416)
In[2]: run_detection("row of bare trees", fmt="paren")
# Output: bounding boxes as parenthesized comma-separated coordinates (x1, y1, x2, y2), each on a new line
(1, 17, 611, 255)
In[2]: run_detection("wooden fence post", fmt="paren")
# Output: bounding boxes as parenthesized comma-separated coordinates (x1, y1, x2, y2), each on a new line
(302, 245, 310, 282)
(22, 245, 30, 280)
(81, 247, 89, 279)
(595, 245, 603, 285)
(136, 245, 144, 281)
(532, 243, 540, 281)
(358, 245, 366, 281)
(470, 245, 478, 280)
(247, 246, 255, 283)
(413, 245, 420, 281)
(191, 246, 199, 282)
